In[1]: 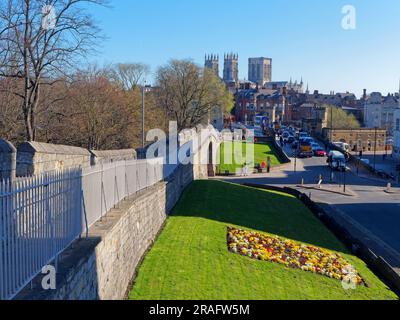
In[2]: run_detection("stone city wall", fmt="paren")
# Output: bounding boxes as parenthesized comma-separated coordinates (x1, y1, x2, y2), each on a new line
(0, 139, 17, 181)
(16, 182, 168, 300)
(90, 149, 137, 165)
(16, 141, 91, 176)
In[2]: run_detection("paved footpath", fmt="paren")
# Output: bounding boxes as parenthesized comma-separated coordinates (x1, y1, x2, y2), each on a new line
(218, 144, 400, 272)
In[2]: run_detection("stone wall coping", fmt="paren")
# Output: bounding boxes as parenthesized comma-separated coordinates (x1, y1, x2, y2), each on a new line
(90, 149, 136, 158)
(18, 141, 91, 156)
(0, 139, 17, 153)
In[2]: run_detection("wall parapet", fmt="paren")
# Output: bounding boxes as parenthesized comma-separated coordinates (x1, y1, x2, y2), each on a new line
(90, 149, 137, 165)
(0, 139, 16, 182)
(17, 141, 91, 176)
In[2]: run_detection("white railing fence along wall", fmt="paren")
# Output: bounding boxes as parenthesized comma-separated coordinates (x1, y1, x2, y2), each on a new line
(81, 158, 164, 228)
(0, 157, 164, 300)
(0, 170, 82, 301)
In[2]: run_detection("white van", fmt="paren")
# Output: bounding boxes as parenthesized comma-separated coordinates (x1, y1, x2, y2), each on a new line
(333, 142, 350, 153)
(328, 151, 346, 171)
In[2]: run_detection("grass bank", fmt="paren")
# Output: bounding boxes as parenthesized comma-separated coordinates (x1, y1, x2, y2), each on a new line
(129, 180, 397, 300)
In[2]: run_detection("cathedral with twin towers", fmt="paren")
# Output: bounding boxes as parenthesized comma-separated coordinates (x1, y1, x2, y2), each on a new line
(205, 53, 269, 87)
(204, 53, 304, 93)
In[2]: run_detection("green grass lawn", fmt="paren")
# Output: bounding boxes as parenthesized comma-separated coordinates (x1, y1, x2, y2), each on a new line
(129, 180, 398, 300)
(217, 142, 281, 174)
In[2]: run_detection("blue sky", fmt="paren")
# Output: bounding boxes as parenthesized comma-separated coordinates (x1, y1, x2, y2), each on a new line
(89, 0, 400, 96)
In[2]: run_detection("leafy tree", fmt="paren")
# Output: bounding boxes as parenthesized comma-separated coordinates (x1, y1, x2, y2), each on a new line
(325, 105, 360, 129)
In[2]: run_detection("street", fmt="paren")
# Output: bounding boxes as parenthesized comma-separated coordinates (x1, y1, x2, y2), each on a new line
(220, 142, 400, 271)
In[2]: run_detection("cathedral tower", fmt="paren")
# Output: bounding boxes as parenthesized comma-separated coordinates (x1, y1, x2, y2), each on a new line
(223, 53, 239, 84)
(204, 54, 219, 77)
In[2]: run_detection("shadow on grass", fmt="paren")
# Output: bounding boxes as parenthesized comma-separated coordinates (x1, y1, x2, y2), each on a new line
(172, 180, 349, 253)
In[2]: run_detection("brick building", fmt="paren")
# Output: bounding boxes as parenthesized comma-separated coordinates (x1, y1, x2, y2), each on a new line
(322, 128, 387, 152)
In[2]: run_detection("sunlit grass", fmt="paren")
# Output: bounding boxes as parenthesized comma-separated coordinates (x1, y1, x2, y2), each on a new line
(129, 181, 398, 300)
(217, 142, 281, 174)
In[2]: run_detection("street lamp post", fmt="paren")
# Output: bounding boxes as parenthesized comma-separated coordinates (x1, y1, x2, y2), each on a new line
(330, 106, 333, 143)
(141, 84, 146, 149)
(330, 106, 334, 182)
(373, 127, 377, 170)
(343, 167, 347, 193)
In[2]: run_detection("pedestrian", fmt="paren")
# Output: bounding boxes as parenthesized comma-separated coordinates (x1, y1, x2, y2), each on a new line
(243, 162, 249, 176)
(241, 163, 245, 177)
(267, 156, 271, 174)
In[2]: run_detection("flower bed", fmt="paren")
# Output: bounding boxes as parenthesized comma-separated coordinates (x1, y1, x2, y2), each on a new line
(227, 227, 364, 285)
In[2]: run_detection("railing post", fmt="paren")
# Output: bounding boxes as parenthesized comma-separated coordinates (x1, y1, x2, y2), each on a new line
(113, 163, 116, 208)
(100, 163, 105, 219)
(81, 183, 89, 239)
(136, 164, 140, 192)
(45, 175, 56, 271)
(146, 163, 149, 188)
(125, 160, 128, 199)
(0, 180, 4, 300)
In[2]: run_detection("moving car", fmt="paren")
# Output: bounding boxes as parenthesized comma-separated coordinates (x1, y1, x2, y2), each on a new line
(300, 137, 314, 145)
(254, 115, 269, 130)
(298, 141, 313, 158)
(327, 151, 346, 171)
(314, 148, 327, 157)
(298, 132, 309, 140)
(311, 142, 320, 150)
(282, 131, 295, 143)
(286, 136, 296, 144)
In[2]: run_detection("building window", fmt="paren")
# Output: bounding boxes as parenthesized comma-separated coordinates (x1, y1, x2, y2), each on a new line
(396, 118, 400, 131)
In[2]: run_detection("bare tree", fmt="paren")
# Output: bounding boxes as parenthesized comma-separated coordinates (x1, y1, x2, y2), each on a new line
(110, 63, 150, 91)
(0, 77, 24, 141)
(155, 59, 233, 131)
(0, 0, 107, 141)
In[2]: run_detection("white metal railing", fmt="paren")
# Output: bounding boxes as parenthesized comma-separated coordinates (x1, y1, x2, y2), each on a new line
(0, 157, 164, 300)
(81, 158, 164, 228)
